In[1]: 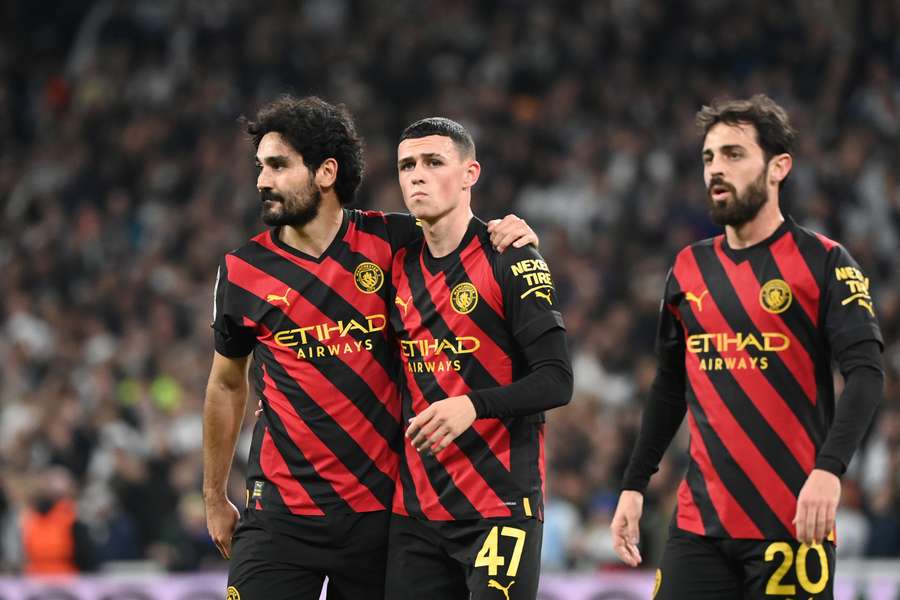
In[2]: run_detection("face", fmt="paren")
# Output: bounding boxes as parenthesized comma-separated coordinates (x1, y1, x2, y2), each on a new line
(397, 135, 478, 222)
(256, 132, 321, 228)
(702, 122, 770, 227)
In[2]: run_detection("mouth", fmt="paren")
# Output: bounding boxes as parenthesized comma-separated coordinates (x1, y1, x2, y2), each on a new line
(709, 184, 732, 203)
(410, 191, 428, 199)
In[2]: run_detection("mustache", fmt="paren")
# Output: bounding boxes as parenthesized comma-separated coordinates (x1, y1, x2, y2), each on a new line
(707, 176, 736, 195)
(260, 189, 284, 203)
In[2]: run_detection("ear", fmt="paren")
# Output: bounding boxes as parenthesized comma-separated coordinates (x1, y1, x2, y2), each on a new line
(768, 153, 792, 186)
(315, 158, 339, 188)
(462, 160, 481, 191)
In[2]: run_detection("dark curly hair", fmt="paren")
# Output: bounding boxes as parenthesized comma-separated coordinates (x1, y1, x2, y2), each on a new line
(696, 94, 797, 162)
(242, 95, 364, 205)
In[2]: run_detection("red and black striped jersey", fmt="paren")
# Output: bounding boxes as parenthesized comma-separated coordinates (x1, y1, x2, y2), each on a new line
(390, 217, 565, 521)
(661, 217, 882, 539)
(212, 209, 419, 516)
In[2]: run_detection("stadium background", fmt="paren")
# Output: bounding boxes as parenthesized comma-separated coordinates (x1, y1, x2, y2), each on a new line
(1, 0, 898, 597)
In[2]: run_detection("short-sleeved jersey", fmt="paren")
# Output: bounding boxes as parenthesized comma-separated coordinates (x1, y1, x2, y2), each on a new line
(389, 217, 565, 521)
(212, 209, 419, 516)
(660, 217, 883, 539)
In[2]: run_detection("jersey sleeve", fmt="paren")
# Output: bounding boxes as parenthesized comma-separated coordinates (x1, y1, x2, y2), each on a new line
(383, 212, 423, 252)
(211, 256, 257, 357)
(822, 245, 883, 355)
(496, 245, 565, 346)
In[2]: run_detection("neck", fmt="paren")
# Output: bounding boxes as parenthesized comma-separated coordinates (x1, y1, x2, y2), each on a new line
(278, 197, 343, 258)
(421, 204, 473, 258)
(725, 193, 784, 249)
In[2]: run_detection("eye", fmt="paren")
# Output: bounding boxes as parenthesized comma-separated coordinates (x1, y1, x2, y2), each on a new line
(428, 159, 443, 167)
(399, 162, 414, 171)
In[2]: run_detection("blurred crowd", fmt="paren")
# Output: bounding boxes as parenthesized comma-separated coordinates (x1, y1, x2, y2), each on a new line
(0, 0, 898, 575)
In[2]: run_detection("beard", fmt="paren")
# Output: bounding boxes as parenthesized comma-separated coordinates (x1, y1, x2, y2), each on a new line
(707, 169, 768, 227)
(260, 180, 322, 228)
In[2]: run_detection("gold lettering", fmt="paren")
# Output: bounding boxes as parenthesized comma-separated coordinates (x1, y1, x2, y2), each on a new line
(763, 333, 790, 352)
(275, 329, 300, 347)
(760, 357, 769, 369)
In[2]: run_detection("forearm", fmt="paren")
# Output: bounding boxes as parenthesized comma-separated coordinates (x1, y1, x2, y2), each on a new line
(202, 379, 248, 500)
(815, 341, 884, 475)
(621, 362, 686, 493)
(468, 327, 572, 419)
(468, 361, 572, 418)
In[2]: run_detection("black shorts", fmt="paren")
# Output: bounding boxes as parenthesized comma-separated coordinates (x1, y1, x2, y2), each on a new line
(385, 514, 543, 600)
(655, 528, 835, 600)
(226, 508, 390, 600)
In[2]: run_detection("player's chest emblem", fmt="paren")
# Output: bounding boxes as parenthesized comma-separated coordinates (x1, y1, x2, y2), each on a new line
(685, 289, 708, 312)
(759, 279, 792, 314)
(266, 287, 292, 307)
(354, 262, 384, 293)
(451, 282, 478, 314)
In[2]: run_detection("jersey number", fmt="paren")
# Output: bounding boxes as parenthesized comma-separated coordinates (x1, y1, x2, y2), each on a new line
(474, 526, 527, 577)
(764, 542, 829, 595)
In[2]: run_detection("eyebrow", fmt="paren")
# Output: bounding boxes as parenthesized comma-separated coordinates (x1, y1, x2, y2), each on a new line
(255, 154, 290, 165)
(397, 151, 448, 168)
(702, 144, 746, 156)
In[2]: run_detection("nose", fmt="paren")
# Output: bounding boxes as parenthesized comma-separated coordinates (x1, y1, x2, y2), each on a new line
(257, 168, 272, 191)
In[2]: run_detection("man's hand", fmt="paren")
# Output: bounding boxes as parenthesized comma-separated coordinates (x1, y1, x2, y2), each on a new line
(610, 490, 644, 567)
(406, 395, 477, 454)
(205, 496, 241, 559)
(487, 214, 538, 252)
(793, 468, 841, 545)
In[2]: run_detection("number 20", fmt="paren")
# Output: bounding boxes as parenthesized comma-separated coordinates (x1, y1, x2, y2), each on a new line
(765, 542, 829, 595)
(474, 526, 527, 577)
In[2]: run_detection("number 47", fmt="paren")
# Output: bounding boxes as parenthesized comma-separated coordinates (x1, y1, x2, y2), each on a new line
(475, 526, 527, 577)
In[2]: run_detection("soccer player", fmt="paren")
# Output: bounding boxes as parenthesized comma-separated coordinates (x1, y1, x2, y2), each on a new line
(610, 95, 885, 598)
(384, 118, 573, 600)
(202, 96, 537, 600)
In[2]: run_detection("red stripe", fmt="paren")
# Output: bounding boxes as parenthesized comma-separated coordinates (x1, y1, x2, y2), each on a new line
(254, 230, 390, 321)
(395, 441, 454, 520)
(684, 347, 797, 535)
(260, 428, 324, 515)
(675, 480, 705, 535)
(226, 255, 399, 421)
(344, 215, 393, 265)
(257, 323, 397, 485)
(686, 409, 762, 537)
(393, 250, 512, 517)
(538, 425, 545, 498)
(770, 233, 821, 325)
(676, 249, 816, 472)
(261, 364, 385, 512)
(459, 236, 504, 317)
(814, 232, 838, 251)
(419, 250, 514, 389)
(714, 241, 817, 405)
(406, 251, 512, 469)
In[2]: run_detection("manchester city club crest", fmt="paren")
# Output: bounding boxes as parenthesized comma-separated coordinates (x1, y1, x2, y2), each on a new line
(759, 278, 792, 314)
(226, 586, 240, 600)
(451, 282, 478, 314)
(354, 262, 384, 293)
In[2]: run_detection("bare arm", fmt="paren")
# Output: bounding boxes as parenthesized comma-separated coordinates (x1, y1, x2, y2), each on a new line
(203, 351, 251, 558)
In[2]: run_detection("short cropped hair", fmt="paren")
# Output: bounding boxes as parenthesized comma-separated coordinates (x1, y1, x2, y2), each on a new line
(399, 117, 476, 160)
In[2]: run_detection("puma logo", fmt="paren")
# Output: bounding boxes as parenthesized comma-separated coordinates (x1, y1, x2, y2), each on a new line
(534, 289, 552, 305)
(488, 579, 515, 600)
(395, 295, 411, 315)
(685, 289, 708, 312)
(266, 288, 291, 307)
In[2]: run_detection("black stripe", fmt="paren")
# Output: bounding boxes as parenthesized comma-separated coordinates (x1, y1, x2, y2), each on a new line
(689, 396, 792, 538)
(403, 251, 521, 505)
(235, 241, 397, 381)
(257, 343, 395, 509)
(261, 384, 349, 512)
(397, 448, 424, 517)
(690, 244, 821, 452)
(227, 257, 402, 446)
(682, 458, 725, 535)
